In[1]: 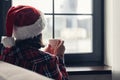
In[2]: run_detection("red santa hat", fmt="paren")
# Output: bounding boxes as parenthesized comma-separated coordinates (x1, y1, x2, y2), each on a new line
(1, 5, 46, 48)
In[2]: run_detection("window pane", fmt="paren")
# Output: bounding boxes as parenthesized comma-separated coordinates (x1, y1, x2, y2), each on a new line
(42, 15, 53, 45)
(55, 0, 92, 14)
(55, 15, 93, 53)
(12, 0, 52, 13)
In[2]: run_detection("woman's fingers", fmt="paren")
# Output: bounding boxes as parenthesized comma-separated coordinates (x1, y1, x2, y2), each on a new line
(54, 40, 65, 57)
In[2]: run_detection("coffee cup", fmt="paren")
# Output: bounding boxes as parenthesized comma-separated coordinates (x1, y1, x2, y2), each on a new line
(49, 39, 61, 49)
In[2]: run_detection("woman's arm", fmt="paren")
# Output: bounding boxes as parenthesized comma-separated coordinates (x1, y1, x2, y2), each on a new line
(58, 56, 69, 80)
(32, 55, 69, 80)
(44, 41, 69, 80)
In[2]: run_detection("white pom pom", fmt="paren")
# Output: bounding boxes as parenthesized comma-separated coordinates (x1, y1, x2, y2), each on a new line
(1, 37, 15, 48)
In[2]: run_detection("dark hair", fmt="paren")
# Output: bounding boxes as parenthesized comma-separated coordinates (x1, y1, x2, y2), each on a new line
(39, 33, 45, 48)
(15, 33, 45, 49)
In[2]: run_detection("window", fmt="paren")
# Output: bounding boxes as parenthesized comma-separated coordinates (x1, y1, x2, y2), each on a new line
(1, 0, 104, 66)
(0, 0, 11, 39)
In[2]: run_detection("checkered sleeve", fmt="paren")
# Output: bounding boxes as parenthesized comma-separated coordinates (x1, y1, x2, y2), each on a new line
(31, 54, 68, 80)
(58, 57, 69, 80)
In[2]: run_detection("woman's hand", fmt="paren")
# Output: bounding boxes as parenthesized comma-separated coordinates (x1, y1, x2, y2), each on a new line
(44, 44, 54, 54)
(54, 41, 65, 58)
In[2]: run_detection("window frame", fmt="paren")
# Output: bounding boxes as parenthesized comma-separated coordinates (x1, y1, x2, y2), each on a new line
(0, 0, 11, 40)
(50, 0, 104, 66)
(1, 0, 104, 66)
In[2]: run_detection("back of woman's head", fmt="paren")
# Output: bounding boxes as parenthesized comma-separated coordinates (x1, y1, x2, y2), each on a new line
(1, 5, 46, 48)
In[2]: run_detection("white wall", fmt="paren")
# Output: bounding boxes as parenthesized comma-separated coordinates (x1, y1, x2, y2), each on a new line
(105, 0, 113, 66)
(105, 0, 120, 80)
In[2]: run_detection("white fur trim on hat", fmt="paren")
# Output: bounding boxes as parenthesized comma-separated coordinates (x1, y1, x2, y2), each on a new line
(13, 12, 46, 40)
(1, 37, 15, 48)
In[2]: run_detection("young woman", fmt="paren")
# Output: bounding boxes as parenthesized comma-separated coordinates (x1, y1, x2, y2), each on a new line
(0, 5, 68, 80)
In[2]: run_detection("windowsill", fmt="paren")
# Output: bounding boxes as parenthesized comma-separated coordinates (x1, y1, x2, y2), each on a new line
(66, 66, 112, 75)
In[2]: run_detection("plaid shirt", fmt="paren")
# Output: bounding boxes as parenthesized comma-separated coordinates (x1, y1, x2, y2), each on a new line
(0, 44, 69, 80)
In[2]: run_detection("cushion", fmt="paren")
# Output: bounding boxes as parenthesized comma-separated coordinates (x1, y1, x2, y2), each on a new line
(0, 61, 52, 80)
